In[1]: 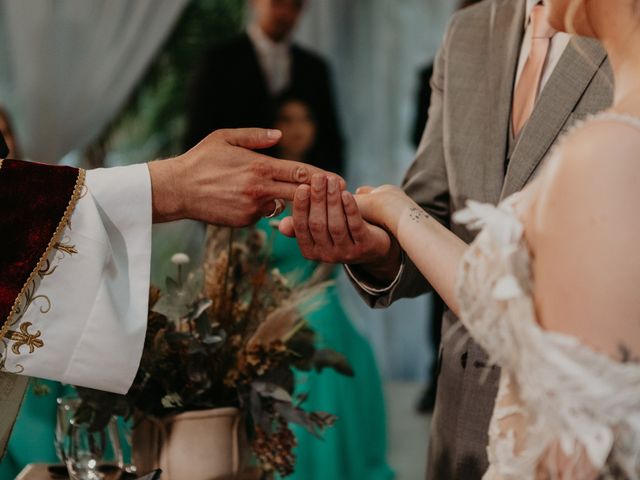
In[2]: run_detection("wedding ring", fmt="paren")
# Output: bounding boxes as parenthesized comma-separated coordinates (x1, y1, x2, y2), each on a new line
(265, 198, 286, 219)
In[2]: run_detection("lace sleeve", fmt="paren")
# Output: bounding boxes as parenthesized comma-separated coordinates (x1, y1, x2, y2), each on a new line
(454, 200, 640, 480)
(486, 371, 603, 480)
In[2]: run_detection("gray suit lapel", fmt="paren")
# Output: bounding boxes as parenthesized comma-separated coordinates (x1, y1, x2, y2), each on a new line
(484, 0, 526, 204)
(501, 37, 608, 198)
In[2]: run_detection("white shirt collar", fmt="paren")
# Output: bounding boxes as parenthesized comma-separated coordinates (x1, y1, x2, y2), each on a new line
(247, 23, 291, 54)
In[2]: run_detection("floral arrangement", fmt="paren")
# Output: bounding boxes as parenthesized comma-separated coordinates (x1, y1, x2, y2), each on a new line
(75, 226, 353, 477)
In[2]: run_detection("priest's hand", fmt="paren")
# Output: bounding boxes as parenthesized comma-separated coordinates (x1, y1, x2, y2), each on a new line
(148, 128, 343, 227)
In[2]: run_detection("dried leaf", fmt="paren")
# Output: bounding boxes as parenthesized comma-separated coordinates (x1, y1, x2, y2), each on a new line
(161, 393, 183, 408)
(252, 381, 293, 403)
(313, 349, 355, 377)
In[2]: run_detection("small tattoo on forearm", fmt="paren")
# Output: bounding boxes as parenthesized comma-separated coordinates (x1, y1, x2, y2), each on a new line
(409, 207, 430, 223)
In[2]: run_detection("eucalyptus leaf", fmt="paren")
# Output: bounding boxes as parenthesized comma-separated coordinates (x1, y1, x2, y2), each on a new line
(193, 299, 214, 338)
(252, 381, 292, 403)
(273, 401, 321, 439)
(152, 295, 189, 323)
(188, 298, 213, 321)
(250, 388, 271, 433)
(165, 276, 180, 295)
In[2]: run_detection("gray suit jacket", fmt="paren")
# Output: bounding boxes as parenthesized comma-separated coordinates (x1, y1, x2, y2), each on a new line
(352, 0, 613, 478)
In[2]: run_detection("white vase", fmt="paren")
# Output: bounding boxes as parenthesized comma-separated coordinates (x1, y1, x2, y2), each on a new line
(132, 407, 251, 480)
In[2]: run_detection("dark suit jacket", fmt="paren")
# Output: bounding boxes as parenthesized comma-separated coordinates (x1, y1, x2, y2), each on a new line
(349, 0, 613, 478)
(185, 33, 345, 175)
(0, 133, 8, 159)
(412, 63, 434, 149)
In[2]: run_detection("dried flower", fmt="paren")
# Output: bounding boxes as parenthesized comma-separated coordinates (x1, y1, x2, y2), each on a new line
(252, 419, 297, 477)
(171, 253, 190, 265)
(74, 225, 352, 478)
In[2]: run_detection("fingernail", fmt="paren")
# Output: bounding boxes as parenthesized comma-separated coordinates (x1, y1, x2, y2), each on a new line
(267, 129, 282, 140)
(328, 177, 338, 194)
(298, 186, 310, 200)
(312, 174, 324, 190)
(341, 191, 351, 203)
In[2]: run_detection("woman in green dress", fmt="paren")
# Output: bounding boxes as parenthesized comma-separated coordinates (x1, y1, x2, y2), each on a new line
(264, 94, 393, 480)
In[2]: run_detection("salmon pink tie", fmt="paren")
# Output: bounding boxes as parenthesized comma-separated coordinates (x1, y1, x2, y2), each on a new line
(512, 3, 556, 135)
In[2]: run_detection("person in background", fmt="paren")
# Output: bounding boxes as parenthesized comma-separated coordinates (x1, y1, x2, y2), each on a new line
(412, 0, 485, 415)
(274, 94, 318, 164)
(256, 94, 393, 480)
(185, 0, 345, 175)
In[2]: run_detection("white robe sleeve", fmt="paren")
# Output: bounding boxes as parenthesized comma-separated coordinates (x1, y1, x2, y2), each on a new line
(2, 164, 152, 394)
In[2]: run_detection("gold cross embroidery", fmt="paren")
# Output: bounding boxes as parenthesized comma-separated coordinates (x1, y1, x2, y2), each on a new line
(6, 322, 44, 354)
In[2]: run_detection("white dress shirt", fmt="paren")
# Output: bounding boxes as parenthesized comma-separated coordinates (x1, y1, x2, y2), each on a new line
(4, 164, 152, 394)
(248, 24, 292, 95)
(347, 0, 572, 296)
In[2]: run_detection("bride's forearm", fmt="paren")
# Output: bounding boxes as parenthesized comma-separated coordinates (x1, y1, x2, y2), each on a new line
(395, 204, 468, 316)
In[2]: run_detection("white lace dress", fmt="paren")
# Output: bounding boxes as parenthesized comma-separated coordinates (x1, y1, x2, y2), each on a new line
(453, 113, 640, 479)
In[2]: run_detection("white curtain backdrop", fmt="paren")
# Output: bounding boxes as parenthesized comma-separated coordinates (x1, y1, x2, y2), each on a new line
(0, 0, 189, 165)
(294, 0, 456, 380)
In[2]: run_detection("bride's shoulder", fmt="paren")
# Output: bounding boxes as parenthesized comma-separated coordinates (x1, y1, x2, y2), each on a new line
(557, 113, 640, 171)
(531, 113, 640, 232)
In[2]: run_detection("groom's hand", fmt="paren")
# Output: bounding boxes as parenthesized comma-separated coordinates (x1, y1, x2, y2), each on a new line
(149, 128, 344, 227)
(279, 174, 403, 285)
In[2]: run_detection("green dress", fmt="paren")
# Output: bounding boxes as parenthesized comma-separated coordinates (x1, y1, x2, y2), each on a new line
(258, 215, 394, 480)
(1, 218, 394, 480)
(0, 381, 69, 478)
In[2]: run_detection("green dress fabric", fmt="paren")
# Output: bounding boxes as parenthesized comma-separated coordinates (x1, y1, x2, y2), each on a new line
(0, 381, 130, 478)
(0, 381, 71, 478)
(1, 217, 393, 480)
(258, 215, 394, 480)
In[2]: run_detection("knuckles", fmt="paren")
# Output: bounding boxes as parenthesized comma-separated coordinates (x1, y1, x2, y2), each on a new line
(328, 224, 346, 238)
(241, 181, 266, 201)
(250, 160, 271, 179)
(308, 220, 325, 234)
(294, 166, 310, 183)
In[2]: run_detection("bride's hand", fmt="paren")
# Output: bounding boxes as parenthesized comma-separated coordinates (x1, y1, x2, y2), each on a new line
(352, 185, 416, 236)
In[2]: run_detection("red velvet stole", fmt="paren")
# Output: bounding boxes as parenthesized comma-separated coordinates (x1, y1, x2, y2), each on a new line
(0, 159, 85, 337)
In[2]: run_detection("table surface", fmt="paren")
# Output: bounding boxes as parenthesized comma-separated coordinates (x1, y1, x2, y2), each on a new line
(18, 464, 264, 480)
(17, 464, 123, 480)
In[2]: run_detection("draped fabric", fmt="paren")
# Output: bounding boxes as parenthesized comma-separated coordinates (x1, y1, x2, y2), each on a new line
(293, 0, 455, 379)
(0, 159, 84, 455)
(0, 0, 188, 165)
